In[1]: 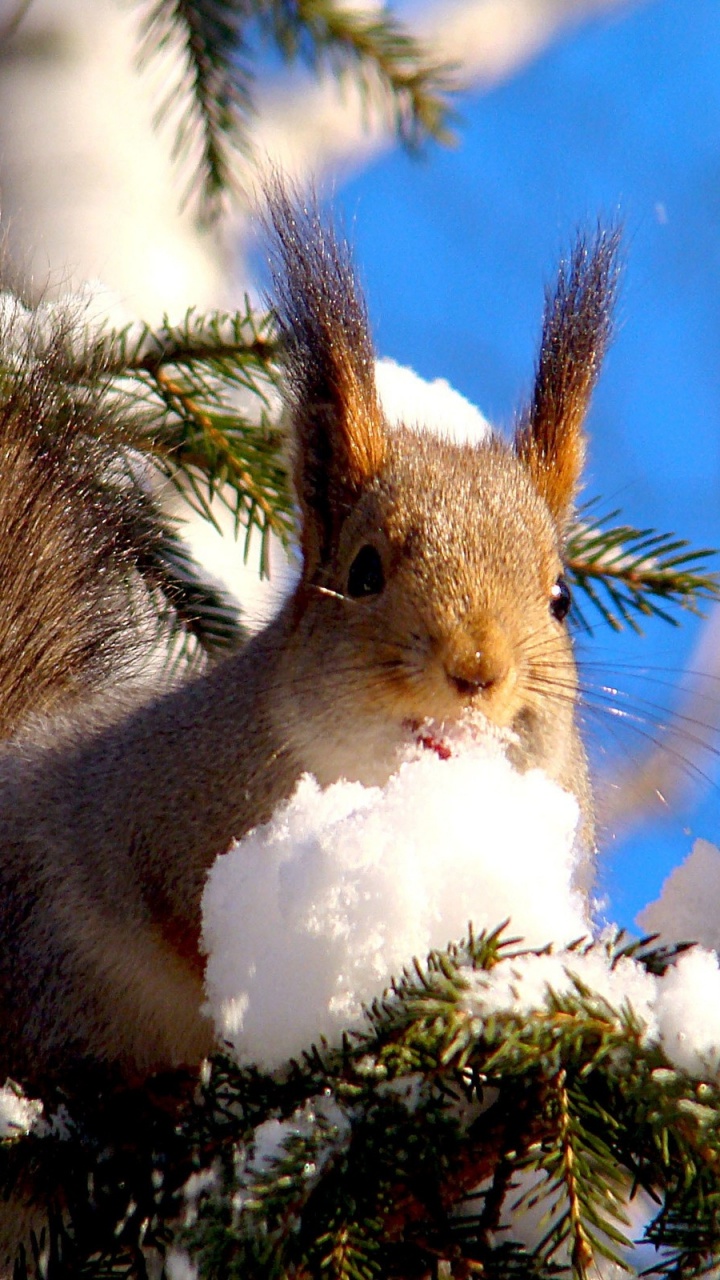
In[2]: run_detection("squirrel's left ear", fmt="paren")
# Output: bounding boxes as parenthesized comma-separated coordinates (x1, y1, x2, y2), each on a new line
(514, 226, 621, 530)
(266, 181, 386, 578)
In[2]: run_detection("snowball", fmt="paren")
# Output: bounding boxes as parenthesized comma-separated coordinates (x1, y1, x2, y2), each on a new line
(638, 838, 720, 950)
(375, 357, 492, 443)
(202, 737, 587, 1069)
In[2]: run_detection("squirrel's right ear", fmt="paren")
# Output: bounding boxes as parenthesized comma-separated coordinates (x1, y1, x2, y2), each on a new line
(266, 183, 386, 577)
(515, 226, 621, 530)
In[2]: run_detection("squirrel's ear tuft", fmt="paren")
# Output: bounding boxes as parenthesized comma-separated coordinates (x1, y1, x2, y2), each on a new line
(265, 180, 386, 575)
(515, 225, 621, 529)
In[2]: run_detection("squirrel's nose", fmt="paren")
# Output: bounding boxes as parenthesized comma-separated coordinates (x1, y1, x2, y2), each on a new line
(443, 624, 513, 699)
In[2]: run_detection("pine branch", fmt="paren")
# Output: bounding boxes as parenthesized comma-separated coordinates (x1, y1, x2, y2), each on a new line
(137, 0, 252, 220)
(566, 503, 719, 633)
(526, 1069, 601, 1276)
(258, 0, 456, 151)
(85, 305, 294, 572)
(135, 0, 456, 219)
(12, 932, 720, 1278)
(36, 302, 294, 657)
(186, 933, 720, 1278)
(146, 526, 247, 662)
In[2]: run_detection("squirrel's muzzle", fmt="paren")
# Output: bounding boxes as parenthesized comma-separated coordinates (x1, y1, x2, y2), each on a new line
(441, 621, 516, 713)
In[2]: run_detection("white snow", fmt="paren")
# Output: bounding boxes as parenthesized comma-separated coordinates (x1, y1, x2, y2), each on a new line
(375, 356, 492, 442)
(0, 284, 140, 356)
(179, 1166, 219, 1228)
(463, 924, 720, 1081)
(464, 943, 659, 1033)
(632, 838, 720, 1074)
(654, 947, 720, 1076)
(165, 1250, 199, 1280)
(202, 731, 589, 1069)
(0, 1081, 42, 1139)
(250, 1096, 350, 1175)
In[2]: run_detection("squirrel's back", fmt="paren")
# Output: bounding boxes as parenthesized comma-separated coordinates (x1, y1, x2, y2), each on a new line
(0, 312, 161, 737)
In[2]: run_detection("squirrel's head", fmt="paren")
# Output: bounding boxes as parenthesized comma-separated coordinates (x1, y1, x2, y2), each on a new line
(266, 184, 619, 805)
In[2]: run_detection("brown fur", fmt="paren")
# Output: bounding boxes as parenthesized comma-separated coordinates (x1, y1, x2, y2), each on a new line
(266, 185, 387, 573)
(0, 196, 618, 1101)
(0, 348, 125, 733)
(0, 307, 199, 738)
(515, 226, 620, 527)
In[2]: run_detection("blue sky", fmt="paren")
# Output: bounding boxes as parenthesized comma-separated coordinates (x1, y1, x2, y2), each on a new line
(334, 0, 720, 927)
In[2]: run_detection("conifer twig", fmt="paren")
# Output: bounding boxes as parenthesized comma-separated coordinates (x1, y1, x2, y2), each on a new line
(567, 503, 719, 633)
(136, 0, 456, 219)
(137, 0, 252, 218)
(261, 0, 457, 150)
(76, 305, 295, 581)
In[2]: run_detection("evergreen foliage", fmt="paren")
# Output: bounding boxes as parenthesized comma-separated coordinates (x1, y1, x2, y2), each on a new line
(8, 931, 720, 1278)
(86, 304, 294, 575)
(567, 503, 718, 633)
(137, 0, 456, 219)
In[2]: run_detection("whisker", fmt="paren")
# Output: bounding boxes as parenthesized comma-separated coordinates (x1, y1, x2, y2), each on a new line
(311, 585, 356, 605)
(578, 682, 720, 749)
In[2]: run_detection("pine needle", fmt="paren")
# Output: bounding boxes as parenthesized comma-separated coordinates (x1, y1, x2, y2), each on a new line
(567, 502, 719, 633)
(135, 0, 456, 219)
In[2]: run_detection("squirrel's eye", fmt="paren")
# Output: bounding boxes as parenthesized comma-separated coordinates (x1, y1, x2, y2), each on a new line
(550, 575, 572, 622)
(347, 545, 385, 598)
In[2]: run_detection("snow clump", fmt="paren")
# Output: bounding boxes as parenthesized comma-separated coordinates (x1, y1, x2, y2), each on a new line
(375, 357, 492, 443)
(202, 733, 588, 1069)
(0, 1081, 42, 1140)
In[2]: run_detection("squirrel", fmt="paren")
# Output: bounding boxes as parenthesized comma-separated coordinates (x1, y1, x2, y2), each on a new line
(0, 187, 619, 1095)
